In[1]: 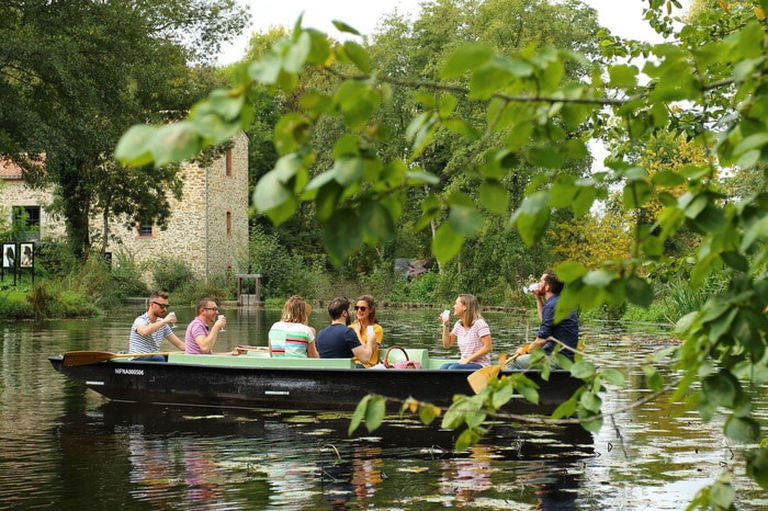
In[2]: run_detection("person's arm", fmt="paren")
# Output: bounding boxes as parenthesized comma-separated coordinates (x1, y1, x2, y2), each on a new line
(459, 334, 492, 364)
(166, 332, 185, 351)
(307, 340, 319, 358)
(440, 316, 456, 348)
(194, 317, 225, 353)
(351, 330, 377, 363)
(536, 294, 545, 321)
(136, 315, 172, 337)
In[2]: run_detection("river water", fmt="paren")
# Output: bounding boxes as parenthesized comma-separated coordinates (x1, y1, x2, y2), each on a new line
(0, 305, 766, 510)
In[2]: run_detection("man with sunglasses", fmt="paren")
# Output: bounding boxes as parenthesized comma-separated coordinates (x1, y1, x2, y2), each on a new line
(316, 296, 377, 366)
(129, 291, 185, 361)
(184, 297, 227, 354)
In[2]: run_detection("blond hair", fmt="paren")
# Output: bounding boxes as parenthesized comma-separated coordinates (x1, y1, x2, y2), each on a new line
(281, 295, 311, 324)
(457, 293, 482, 327)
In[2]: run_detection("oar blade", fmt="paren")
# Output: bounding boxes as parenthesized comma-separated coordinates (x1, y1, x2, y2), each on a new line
(467, 365, 501, 394)
(63, 351, 115, 366)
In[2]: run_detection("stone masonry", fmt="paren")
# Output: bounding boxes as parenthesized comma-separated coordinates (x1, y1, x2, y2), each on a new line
(0, 132, 249, 283)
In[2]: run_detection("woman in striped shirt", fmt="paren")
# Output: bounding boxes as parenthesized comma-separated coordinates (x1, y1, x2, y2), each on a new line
(268, 295, 318, 358)
(439, 294, 493, 369)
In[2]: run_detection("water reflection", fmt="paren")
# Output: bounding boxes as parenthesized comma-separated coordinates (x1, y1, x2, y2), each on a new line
(1, 308, 766, 509)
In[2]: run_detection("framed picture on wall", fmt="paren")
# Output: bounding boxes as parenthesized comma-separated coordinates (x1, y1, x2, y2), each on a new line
(19, 243, 33, 268)
(2, 243, 16, 269)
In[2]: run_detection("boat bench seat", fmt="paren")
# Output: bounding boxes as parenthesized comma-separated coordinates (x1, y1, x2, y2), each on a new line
(167, 353, 355, 368)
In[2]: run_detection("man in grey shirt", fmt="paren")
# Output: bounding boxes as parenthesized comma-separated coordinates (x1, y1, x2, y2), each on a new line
(129, 291, 185, 361)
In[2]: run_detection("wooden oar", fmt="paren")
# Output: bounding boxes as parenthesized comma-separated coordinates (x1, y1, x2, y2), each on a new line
(63, 351, 171, 366)
(467, 344, 530, 394)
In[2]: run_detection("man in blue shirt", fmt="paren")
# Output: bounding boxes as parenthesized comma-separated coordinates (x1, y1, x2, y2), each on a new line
(512, 270, 579, 368)
(316, 296, 377, 365)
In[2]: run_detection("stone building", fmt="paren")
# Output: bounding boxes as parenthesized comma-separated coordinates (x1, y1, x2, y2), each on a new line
(0, 132, 249, 282)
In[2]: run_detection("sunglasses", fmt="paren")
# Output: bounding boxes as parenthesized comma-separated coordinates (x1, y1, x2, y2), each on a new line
(203, 306, 219, 311)
(354, 305, 368, 311)
(152, 301, 169, 309)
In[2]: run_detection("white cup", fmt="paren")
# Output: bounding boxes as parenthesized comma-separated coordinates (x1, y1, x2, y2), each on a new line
(522, 283, 539, 294)
(218, 314, 226, 332)
(441, 309, 450, 323)
(366, 325, 375, 341)
(167, 311, 177, 329)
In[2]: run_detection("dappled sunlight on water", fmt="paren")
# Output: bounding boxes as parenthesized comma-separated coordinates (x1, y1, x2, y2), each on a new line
(0, 307, 765, 509)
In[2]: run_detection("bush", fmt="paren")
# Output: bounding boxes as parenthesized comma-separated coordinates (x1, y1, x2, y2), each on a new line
(249, 227, 332, 300)
(152, 257, 195, 293)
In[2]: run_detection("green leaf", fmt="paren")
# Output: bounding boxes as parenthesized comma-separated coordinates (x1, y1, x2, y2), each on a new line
(570, 361, 596, 379)
(283, 31, 311, 73)
(479, 180, 509, 215)
(349, 394, 371, 434)
(441, 43, 494, 79)
(454, 428, 481, 452)
(600, 368, 626, 387)
(623, 179, 652, 209)
(724, 416, 760, 443)
(491, 381, 515, 409)
(515, 382, 540, 404)
(432, 222, 464, 264)
(642, 365, 664, 391)
(708, 477, 735, 509)
(323, 209, 363, 265)
(360, 200, 395, 244)
(418, 403, 438, 425)
(115, 124, 160, 167)
(702, 371, 739, 409)
(626, 275, 653, 308)
(579, 391, 602, 413)
(448, 204, 482, 236)
(332, 155, 365, 186)
(554, 261, 587, 282)
(746, 447, 768, 490)
(607, 64, 638, 88)
(342, 40, 371, 73)
(331, 20, 361, 35)
(652, 170, 686, 187)
(721, 251, 748, 272)
(364, 395, 386, 432)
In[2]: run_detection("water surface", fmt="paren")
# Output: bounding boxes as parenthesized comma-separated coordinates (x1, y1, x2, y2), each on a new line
(0, 306, 765, 510)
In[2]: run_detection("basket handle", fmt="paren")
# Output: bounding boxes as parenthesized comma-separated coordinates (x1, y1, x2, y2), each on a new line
(383, 345, 409, 368)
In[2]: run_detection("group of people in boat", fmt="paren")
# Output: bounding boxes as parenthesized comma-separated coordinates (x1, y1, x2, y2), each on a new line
(128, 269, 579, 368)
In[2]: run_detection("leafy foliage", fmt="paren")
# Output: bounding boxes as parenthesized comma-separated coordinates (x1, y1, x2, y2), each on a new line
(116, 0, 768, 498)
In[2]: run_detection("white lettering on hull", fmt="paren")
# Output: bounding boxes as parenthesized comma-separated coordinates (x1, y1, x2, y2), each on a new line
(115, 368, 144, 376)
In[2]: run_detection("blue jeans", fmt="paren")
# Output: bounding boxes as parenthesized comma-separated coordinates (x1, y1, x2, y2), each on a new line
(133, 354, 168, 362)
(440, 362, 483, 370)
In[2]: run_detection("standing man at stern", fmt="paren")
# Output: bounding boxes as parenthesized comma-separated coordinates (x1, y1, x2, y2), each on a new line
(129, 291, 185, 361)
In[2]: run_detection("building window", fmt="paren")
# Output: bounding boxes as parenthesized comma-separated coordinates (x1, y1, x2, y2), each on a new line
(12, 206, 41, 240)
(138, 222, 153, 238)
(226, 211, 232, 236)
(225, 148, 232, 177)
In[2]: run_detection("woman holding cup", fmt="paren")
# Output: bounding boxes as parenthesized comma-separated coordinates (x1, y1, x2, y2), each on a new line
(350, 295, 383, 368)
(439, 294, 493, 370)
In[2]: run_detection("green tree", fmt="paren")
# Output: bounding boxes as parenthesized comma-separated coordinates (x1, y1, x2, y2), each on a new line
(0, 0, 248, 257)
(117, 0, 768, 504)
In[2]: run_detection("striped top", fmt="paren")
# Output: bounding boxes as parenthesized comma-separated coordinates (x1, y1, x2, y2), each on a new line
(451, 318, 492, 367)
(129, 313, 172, 353)
(268, 321, 316, 358)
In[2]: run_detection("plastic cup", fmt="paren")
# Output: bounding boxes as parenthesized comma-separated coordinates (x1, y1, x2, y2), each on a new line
(218, 314, 226, 332)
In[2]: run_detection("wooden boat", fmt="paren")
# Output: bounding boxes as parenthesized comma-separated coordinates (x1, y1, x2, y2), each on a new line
(48, 347, 582, 413)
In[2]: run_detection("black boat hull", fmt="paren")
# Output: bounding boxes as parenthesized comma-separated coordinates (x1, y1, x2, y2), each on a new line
(48, 355, 581, 413)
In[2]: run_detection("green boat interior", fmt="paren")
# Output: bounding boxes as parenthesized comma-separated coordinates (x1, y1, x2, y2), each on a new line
(167, 347, 454, 369)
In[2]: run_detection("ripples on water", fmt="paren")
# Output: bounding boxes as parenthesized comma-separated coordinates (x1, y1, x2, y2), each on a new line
(0, 307, 766, 510)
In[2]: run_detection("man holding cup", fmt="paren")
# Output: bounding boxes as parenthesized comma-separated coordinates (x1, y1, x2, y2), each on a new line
(129, 291, 185, 361)
(184, 297, 228, 354)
